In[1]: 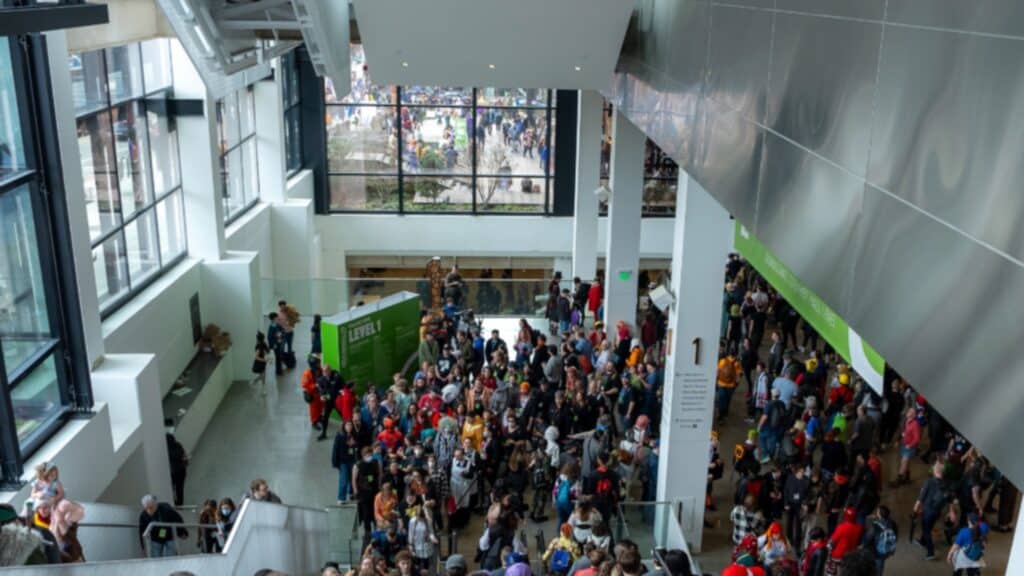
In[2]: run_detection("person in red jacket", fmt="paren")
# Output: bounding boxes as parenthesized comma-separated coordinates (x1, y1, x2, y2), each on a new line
(587, 277, 603, 321)
(300, 360, 324, 429)
(829, 507, 864, 563)
(377, 418, 405, 451)
(335, 381, 357, 422)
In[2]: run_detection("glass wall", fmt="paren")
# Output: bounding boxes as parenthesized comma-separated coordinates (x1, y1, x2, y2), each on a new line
(282, 51, 303, 175)
(71, 39, 188, 316)
(600, 103, 678, 216)
(2, 36, 86, 459)
(217, 85, 260, 222)
(325, 46, 556, 214)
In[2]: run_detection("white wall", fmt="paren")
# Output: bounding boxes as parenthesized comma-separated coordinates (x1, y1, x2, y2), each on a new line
(226, 203, 275, 280)
(102, 261, 202, 397)
(315, 214, 674, 276)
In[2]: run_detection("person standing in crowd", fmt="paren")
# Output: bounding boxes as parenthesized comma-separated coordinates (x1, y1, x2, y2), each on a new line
(914, 461, 947, 561)
(892, 406, 921, 487)
(310, 314, 322, 358)
(244, 478, 283, 504)
(332, 420, 358, 504)
(861, 505, 897, 575)
(354, 446, 382, 539)
(716, 344, 741, 424)
(587, 277, 603, 322)
(138, 495, 184, 558)
(267, 312, 285, 375)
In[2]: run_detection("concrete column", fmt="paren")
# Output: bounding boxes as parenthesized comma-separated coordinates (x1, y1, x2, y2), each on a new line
(602, 111, 644, 341)
(171, 42, 225, 261)
(254, 75, 287, 203)
(572, 90, 602, 281)
(656, 174, 732, 552)
(43, 30, 106, 368)
(1009, 501, 1024, 574)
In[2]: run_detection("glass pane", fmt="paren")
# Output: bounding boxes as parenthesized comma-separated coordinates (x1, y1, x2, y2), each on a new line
(147, 104, 180, 194)
(124, 208, 160, 284)
(400, 107, 471, 174)
(111, 101, 152, 218)
(0, 185, 52, 379)
(0, 41, 26, 177)
(243, 137, 260, 205)
(11, 354, 62, 443)
(643, 179, 677, 216)
(69, 50, 108, 115)
(645, 139, 678, 179)
(328, 175, 399, 211)
(403, 176, 472, 212)
(476, 88, 547, 107)
(475, 108, 548, 176)
(285, 106, 302, 172)
(77, 112, 122, 241)
(327, 45, 394, 104)
(156, 190, 186, 263)
(476, 176, 545, 213)
(106, 44, 143, 103)
(239, 87, 255, 140)
(218, 92, 240, 154)
(282, 52, 300, 107)
(545, 114, 555, 176)
(93, 231, 129, 309)
(325, 106, 398, 173)
(400, 86, 472, 106)
(221, 146, 244, 219)
(140, 39, 172, 94)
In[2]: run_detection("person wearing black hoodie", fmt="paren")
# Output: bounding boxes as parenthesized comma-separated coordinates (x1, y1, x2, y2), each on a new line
(783, 464, 810, 553)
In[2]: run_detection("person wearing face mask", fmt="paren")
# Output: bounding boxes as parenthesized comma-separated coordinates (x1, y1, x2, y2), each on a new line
(214, 498, 236, 552)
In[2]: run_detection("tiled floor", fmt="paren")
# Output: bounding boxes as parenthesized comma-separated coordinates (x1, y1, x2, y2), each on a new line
(185, 316, 1015, 574)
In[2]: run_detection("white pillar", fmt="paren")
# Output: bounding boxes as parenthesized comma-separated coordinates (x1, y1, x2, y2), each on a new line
(602, 111, 644, 341)
(572, 90, 602, 281)
(254, 75, 287, 203)
(171, 42, 225, 261)
(1009, 501, 1024, 573)
(43, 30, 106, 367)
(656, 174, 732, 552)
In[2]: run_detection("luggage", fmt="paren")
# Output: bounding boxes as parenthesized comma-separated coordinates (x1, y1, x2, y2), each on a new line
(283, 351, 297, 369)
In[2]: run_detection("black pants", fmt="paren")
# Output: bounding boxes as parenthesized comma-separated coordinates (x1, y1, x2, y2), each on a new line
(531, 485, 549, 519)
(357, 495, 374, 539)
(274, 347, 284, 375)
(317, 398, 334, 438)
(171, 473, 186, 506)
(785, 508, 803, 552)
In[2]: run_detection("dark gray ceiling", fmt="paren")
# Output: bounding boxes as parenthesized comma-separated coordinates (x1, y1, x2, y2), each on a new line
(606, 0, 1024, 487)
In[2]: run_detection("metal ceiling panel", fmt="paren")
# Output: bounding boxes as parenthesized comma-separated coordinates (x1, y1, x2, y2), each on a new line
(352, 0, 635, 89)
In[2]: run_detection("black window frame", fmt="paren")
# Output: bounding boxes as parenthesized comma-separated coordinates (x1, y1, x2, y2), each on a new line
(321, 53, 558, 216)
(218, 84, 261, 225)
(70, 40, 189, 319)
(0, 33, 94, 487)
(282, 50, 303, 177)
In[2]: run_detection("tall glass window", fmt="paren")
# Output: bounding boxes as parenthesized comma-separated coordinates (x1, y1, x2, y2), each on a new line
(281, 51, 303, 175)
(600, 102, 678, 216)
(2, 36, 89, 460)
(72, 40, 188, 317)
(217, 85, 260, 222)
(325, 46, 556, 214)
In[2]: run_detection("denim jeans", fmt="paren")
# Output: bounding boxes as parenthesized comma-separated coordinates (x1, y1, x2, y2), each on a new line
(337, 463, 351, 501)
(759, 429, 779, 461)
(148, 539, 178, 558)
(919, 510, 939, 556)
(716, 386, 735, 420)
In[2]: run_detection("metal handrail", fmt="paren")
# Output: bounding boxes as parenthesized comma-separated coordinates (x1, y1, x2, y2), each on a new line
(78, 521, 220, 538)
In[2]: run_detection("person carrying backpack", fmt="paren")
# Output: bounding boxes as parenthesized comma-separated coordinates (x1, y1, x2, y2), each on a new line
(862, 505, 898, 575)
(582, 452, 620, 522)
(542, 523, 581, 575)
(553, 465, 575, 526)
(947, 512, 988, 575)
(758, 388, 787, 463)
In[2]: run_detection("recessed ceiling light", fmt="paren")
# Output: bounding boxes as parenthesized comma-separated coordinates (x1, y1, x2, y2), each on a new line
(574, 65, 582, 72)
(401, 61, 409, 68)
(488, 64, 496, 69)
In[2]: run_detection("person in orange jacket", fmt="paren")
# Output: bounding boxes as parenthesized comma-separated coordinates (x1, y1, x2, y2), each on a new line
(301, 359, 324, 430)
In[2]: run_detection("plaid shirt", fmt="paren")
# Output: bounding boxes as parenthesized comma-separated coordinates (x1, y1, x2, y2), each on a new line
(730, 505, 764, 545)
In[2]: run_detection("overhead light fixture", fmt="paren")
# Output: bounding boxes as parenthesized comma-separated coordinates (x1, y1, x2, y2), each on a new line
(401, 61, 409, 68)
(574, 65, 582, 72)
(488, 64, 496, 69)
(594, 184, 612, 203)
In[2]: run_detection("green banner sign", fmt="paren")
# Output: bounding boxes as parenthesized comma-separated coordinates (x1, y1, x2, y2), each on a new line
(321, 291, 421, 394)
(734, 223, 886, 393)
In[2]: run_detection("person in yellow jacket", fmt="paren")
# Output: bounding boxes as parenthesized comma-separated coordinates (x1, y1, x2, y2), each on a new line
(461, 414, 484, 452)
(625, 339, 645, 370)
(542, 523, 581, 572)
(716, 345, 743, 424)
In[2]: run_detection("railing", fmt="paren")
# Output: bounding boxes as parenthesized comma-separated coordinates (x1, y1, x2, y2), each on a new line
(266, 277, 552, 319)
(0, 500, 330, 575)
(615, 499, 702, 574)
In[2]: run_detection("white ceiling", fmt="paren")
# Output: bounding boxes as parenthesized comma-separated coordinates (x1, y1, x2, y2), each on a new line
(351, 0, 635, 90)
